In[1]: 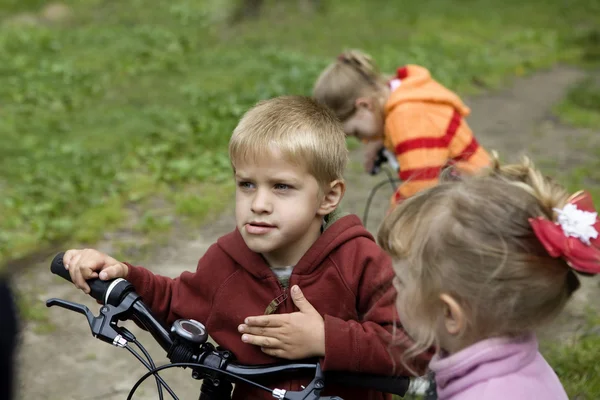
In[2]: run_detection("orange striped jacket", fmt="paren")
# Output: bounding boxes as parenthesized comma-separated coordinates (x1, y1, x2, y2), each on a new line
(383, 65, 491, 205)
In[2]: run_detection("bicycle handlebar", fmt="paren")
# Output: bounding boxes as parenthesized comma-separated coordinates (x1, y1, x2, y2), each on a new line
(50, 252, 175, 349)
(50, 252, 113, 304)
(48, 252, 410, 398)
(370, 147, 399, 176)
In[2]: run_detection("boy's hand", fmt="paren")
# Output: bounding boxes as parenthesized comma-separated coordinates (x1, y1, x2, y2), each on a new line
(63, 249, 128, 294)
(239, 285, 325, 360)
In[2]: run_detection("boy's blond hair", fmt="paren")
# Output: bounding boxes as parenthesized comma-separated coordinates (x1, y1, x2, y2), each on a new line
(313, 49, 388, 121)
(229, 95, 348, 188)
(378, 154, 580, 361)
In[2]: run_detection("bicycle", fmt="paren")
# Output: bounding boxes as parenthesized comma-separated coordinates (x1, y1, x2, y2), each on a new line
(363, 147, 462, 228)
(46, 252, 411, 400)
(363, 147, 401, 227)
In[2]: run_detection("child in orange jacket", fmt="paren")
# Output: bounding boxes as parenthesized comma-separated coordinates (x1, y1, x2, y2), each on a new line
(313, 49, 491, 206)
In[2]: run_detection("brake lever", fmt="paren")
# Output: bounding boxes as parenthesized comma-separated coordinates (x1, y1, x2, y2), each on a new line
(46, 292, 140, 347)
(273, 363, 332, 400)
(46, 298, 96, 328)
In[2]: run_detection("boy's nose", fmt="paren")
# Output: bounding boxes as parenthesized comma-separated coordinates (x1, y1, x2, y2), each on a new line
(251, 189, 272, 214)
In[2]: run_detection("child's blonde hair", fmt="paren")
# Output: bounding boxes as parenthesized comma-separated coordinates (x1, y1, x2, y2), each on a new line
(229, 95, 348, 188)
(378, 154, 581, 359)
(313, 49, 388, 121)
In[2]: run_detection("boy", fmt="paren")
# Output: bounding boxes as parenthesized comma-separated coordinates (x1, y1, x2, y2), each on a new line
(63, 96, 428, 399)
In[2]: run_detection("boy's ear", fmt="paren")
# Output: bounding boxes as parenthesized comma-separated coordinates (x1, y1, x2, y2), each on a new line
(317, 180, 346, 216)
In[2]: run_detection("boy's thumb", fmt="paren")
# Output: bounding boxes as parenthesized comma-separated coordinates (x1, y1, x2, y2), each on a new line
(291, 285, 314, 312)
(99, 264, 125, 281)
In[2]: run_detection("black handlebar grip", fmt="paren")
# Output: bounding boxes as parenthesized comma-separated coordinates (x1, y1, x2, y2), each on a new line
(50, 252, 71, 281)
(328, 373, 410, 397)
(369, 146, 387, 176)
(50, 252, 111, 304)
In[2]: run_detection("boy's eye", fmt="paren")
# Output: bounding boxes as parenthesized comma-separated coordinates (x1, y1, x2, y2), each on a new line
(238, 181, 254, 189)
(274, 183, 291, 191)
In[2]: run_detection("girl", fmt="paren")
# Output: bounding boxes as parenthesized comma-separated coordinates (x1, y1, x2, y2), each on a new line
(313, 49, 491, 207)
(377, 154, 600, 399)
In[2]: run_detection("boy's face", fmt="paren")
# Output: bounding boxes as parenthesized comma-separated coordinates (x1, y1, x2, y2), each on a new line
(234, 149, 325, 269)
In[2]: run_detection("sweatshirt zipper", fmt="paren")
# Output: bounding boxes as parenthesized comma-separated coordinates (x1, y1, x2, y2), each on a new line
(264, 277, 289, 315)
(263, 275, 302, 394)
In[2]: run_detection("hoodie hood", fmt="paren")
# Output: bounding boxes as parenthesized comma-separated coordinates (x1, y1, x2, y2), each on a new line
(216, 214, 373, 279)
(385, 65, 471, 117)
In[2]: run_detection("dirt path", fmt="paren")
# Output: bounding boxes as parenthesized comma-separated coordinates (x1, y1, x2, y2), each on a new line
(14, 65, 600, 400)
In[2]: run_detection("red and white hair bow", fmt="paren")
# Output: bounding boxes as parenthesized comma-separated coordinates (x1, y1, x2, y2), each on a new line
(529, 190, 600, 274)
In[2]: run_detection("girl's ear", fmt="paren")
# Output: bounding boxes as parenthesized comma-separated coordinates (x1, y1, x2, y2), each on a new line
(355, 97, 374, 110)
(439, 293, 466, 336)
(317, 180, 346, 216)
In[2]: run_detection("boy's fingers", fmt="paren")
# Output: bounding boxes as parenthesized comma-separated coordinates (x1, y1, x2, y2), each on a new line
(66, 253, 83, 285)
(79, 256, 103, 276)
(67, 257, 80, 285)
(241, 334, 282, 349)
(244, 315, 285, 327)
(72, 265, 90, 294)
(99, 264, 125, 280)
(238, 324, 277, 336)
(69, 252, 83, 271)
(80, 265, 98, 280)
(63, 249, 78, 268)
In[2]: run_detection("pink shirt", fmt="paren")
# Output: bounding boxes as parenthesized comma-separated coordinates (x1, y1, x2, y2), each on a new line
(430, 334, 568, 400)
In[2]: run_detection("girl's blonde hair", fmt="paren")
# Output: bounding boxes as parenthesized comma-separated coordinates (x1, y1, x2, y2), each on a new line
(313, 49, 388, 121)
(378, 154, 581, 360)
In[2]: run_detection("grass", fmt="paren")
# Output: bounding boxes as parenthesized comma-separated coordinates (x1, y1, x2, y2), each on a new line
(543, 313, 600, 400)
(546, 144, 600, 209)
(552, 24, 600, 129)
(548, 333, 600, 399)
(555, 75, 600, 128)
(16, 289, 56, 334)
(1, 0, 599, 267)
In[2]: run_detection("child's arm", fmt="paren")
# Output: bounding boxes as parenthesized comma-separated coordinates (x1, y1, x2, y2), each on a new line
(63, 247, 221, 326)
(123, 246, 228, 325)
(385, 103, 451, 202)
(320, 247, 430, 377)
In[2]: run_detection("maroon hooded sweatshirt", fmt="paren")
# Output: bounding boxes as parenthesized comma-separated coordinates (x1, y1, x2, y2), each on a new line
(125, 215, 428, 399)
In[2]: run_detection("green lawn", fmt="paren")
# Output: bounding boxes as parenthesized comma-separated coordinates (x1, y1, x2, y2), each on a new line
(1, 0, 599, 265)
(543, 313, 600, 400)
(555, 75, 600, 128)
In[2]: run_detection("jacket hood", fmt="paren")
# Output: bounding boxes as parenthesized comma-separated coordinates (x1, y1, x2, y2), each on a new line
(216, 215, 373, 278)
(385, 65, 471, 116)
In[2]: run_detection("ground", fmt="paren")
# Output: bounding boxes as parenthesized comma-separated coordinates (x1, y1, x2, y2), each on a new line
(12, 65, 600, 399)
